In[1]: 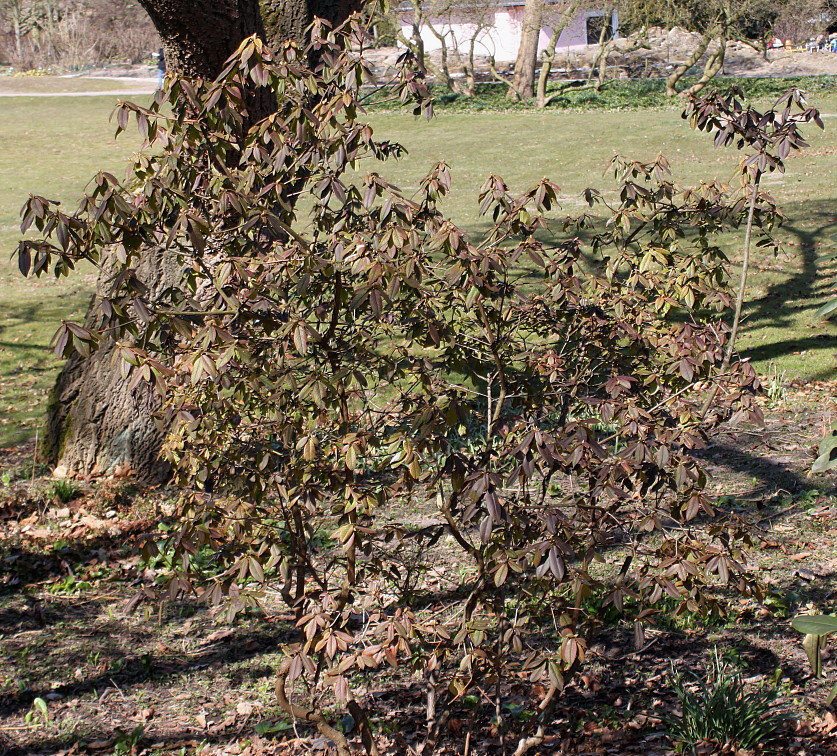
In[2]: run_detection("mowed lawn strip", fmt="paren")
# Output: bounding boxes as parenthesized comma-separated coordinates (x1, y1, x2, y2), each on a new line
(0, 75, 155, 95)
(0, 87, 834, 446)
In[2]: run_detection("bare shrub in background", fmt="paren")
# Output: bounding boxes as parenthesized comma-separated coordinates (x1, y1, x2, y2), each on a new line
(0, 0, 158, 71)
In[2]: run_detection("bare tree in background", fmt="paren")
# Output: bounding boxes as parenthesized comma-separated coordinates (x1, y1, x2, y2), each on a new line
(533, 0, 584, 103)
(396, 0, 494, 96)
(507, 0, 543, 99)
(618, 0, 802, 96)
(508, 0, 622, 103)
(0, 0, 41, 63)
(0, 0, 158, 69)
(773, 0, 837, 43)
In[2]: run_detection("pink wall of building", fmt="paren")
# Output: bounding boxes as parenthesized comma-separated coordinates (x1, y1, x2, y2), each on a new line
(544, 8, 590, 50)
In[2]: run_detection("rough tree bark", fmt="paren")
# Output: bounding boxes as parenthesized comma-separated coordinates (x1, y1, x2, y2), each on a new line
(44, 0, 357, 481)
(139, 0, 267, 77)
(44, 249, 176, 482)
(259, 0, 360, 49)
(508, 0, 543, 101)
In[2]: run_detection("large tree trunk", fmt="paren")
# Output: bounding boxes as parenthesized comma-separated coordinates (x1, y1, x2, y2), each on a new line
(43, 0, 357, 481)
(138, 0, 267, 78)
(45, 248, 177, 483)
(260, 0, 359, 48)
(508, 0, 543, 101)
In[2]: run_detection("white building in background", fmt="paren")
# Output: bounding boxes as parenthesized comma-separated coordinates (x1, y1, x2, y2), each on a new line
(395, 1, 619, 62)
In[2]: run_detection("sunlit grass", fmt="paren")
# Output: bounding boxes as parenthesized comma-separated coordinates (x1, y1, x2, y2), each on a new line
(0, 94, 151, 445)
(0, 75, 153, 95)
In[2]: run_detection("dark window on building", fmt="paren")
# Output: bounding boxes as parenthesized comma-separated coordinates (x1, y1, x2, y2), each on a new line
(586, 14, 613, 44)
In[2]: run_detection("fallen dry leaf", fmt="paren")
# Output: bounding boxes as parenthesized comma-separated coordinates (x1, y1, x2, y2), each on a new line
(236, 700, 256, 716)
(203, 629, 234, 645)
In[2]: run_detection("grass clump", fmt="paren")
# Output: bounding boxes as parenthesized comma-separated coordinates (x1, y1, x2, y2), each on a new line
(51, 478, 81, 503)
(668, 648, 787, 753)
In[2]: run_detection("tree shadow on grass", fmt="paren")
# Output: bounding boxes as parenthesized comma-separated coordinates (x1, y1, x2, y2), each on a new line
(0, 723, 293, 756)
(0, 521, 152, 597)
(690, 441, 814, 497)
(725, 199, 837, 370)
(743, 334, 837, 365)
(0, 341, 51, 357)
(2, 530, 834, 756)
(463, 195, 837, 369)
(0, 299, 75, 355)
(0, 629, 799, 756)
(0, 515, 300, 731)
(743, 203, 837, 330)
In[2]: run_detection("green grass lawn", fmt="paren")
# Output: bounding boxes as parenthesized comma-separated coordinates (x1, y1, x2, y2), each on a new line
(0, 94, 153, 445)
(0, 86, 835, 446)
(0, 75, 154, 94)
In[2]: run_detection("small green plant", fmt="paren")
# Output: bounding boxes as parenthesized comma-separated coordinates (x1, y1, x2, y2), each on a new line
(24, 697, 49, 726)
(51, 478, 81, 503)
(719, 644, 746, 670)
(139, 522, 217, 584)
(668, 648, 786, 753)
(763, 362, 787, 407)
(791, 612, 837, 704)
(253, 719, 293, 736)
(797, 489, 823, 510)
(762, 591, 790, 619)
(504, 702, 535, 722)
(653, 595, 726, 632)
(173, 743, 208, 756)
(53, 563, 112, 595)
(139, 652, 154, 676)
(47, 573, 94, 595)
(1, 471, 11, 487)
(113, 725, 144, 755)
(812, 423, 837, 473)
